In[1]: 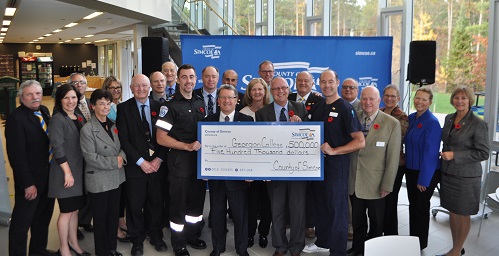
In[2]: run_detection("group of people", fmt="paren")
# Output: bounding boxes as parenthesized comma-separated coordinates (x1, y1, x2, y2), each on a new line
(6, 59, 489, 256)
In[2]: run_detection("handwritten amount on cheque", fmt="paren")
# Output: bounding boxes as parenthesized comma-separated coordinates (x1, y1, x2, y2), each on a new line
(205, 137, 319, 155)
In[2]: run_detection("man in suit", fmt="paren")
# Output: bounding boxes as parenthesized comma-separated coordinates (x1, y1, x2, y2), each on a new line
(116, 74, 168, 255)
(287, 71, 324, 239)
(346, 86, 401, 256)
(6, 80, 56, 256)
(162, 61, 179, 98)
(149, 71, 169, 103)
(204, 84, 253, 256)
(255, 77, 308, 256)
(221, 69, 245, 111)
(156, 64, 208, 256)
(341, 78, 361, 112)
(258, 60, 275, 86)
(194, 65, 219, 116)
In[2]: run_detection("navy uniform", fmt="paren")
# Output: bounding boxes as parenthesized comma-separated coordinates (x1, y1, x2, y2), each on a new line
(309, 98, 362, 255)
(155, 91, 207, 251)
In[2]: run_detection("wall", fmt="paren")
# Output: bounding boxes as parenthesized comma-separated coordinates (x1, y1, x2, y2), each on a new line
(0, 43, 98, 76)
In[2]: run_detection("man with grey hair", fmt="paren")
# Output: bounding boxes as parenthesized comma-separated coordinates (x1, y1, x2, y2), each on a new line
(341, 78, 361, 112)
(161, 61, 179, 99)
(6, 80, 57, 256)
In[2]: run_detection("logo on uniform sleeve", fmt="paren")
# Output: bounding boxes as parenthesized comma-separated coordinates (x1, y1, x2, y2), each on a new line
(159, 106, 169, 117)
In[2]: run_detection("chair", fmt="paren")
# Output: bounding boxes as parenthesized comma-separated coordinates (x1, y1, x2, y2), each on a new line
(364, 235, 420, 256)
(478, 187, 499, 237)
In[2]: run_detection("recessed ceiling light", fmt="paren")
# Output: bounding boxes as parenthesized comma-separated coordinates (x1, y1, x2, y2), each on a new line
(0, 33, 5, 36)
(74, 37, 81, 40)
(0, 36, 4, 39)
(85, 42, 91, 44)
(44, 33, 52, 37)
(83, 12, 104, 20)
(65, 39, 71, 42)
(5, 8, 16, 17)
(58, 42, 63, 44)
(64, 22, 78, 28)
(94, 39, 108, 43)
(2, 20, 11, 26)
(53, 29, 62, 33)
(84, 34, 94, 38)
(38, 37, 44, 40)
(33, 39, 38, 42)
(1, 27, 8, 32)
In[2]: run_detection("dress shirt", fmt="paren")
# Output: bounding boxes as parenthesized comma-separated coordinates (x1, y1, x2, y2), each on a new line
(202, 89, 218, 110)
(295, 92, 311, 103)
(219, 111, 235, 122)
(135, 98, 152, 166)
(273, 102, 289, 122)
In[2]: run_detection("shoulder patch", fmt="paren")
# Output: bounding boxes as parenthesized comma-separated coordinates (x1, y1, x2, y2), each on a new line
(159, 106, 169, 117)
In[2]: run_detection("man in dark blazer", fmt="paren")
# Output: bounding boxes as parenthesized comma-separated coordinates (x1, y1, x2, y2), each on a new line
(116, 74, 168, 255)
(204, 85, 253, 256)
(162, 61, 179, 97)
(149, 71, 169, 103)
(194, 66, 220, 116)
(347, 86, 401, 256)
(255, 77, 308, 256)
(6, 80, 56, 256)
(221, 69, 245, 111)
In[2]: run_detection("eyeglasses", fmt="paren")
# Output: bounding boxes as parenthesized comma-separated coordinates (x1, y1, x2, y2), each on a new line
(108, 86, 122, 91)
(342, 86, 357, 90)
(218, 96, 237, 100)
(71, 81, 87, 85)
(271, 86, 289, 91)
(260, 70, 274, 74)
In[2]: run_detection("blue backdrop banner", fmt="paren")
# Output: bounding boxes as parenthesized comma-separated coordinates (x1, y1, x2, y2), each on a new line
(181, 35, 393, 96)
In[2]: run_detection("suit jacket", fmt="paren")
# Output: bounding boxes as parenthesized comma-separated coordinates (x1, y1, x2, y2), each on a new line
(288, 92, 325, 114)
(48, 112, 85, 198)
(194, 87, 245, 112)
(204, 111, 254, 191)
(255, 101, 308, 122)
(149, 83, 180, 103)
(80, 115, 127, 193)
(348, 111, 401, 199)
(351, 98, 362, 112)
(116, 98, 166, 178)
(5, 104, 51, 192)
(441, 110, 489, 177)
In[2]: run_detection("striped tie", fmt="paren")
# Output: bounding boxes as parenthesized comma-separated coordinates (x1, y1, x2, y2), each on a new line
(34, 111, 53, 162)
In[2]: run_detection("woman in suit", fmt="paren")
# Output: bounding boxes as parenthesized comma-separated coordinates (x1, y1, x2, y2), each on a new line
(404, 86, 441, 250)
(48, 84, 90, 256)
(438, 86, 489, 256)
(81, 89, 127, 256)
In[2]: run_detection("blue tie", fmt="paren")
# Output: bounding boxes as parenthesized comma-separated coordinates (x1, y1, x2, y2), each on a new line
(279, 108, 287, 122)
(208, 94, 214, 115)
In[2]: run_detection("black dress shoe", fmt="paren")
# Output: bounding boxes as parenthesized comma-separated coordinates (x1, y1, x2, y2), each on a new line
(247, 237, 254, 248)
(209, 250, 221, 256)
(174, 247, 190, 256)
(259, 235, 268, 248)
(79, 224, 94, 232)
(117, 233, 132, 243)
(131, 243, 144, 256)
(77, 229, 85, 240)
(187, 238, 207, 249)
(109, 250, 123, 256)
(68, 244, 91, 256)
(150, 238, 168, 252)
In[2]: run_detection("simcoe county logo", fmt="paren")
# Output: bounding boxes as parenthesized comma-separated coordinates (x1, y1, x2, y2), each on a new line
(193, 45, 222, 59)
(291, 128, 316, 140)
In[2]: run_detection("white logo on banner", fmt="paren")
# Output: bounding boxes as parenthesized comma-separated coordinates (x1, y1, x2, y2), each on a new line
(194, 45, 222, 59)
(358, 77, 379, 89)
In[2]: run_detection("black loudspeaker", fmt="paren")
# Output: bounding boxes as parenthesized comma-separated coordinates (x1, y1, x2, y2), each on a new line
(407, 41, 436, 85)
(141, 37, 169, 76)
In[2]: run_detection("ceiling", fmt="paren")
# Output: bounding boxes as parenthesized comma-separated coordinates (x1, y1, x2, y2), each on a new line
(0, 0, 170, 44)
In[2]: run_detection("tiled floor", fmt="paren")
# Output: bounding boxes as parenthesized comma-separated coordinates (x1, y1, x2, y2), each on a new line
(2, 97, 499, 255)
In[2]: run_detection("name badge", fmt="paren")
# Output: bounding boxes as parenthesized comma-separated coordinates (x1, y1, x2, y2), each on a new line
(376, 141, 385, 147)
(329, 112, 338, 117)
(149, 149, 155, 156)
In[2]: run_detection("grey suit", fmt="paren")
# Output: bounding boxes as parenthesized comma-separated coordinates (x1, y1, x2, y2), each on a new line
(48, 112, 85, 199)
(80, 115, 126, 194)
(350, 98, 362, 112)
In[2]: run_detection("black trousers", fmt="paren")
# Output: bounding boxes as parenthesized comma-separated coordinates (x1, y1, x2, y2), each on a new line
(9, 184, 54, 256)
(118, 182, 127, 218)
(350, 194, 385, 252)
(405, 168, 440, 249)
(305, 181, 315, 228)
(126, 172, 164, 243)
(383, 165, 406, 235)
(90, 187, 120, 256)
(248, 181, 272, 238)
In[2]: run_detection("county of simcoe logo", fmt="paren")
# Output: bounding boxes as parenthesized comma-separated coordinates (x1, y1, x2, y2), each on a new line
(291, 128, 316, 140)
(193, 45, 222, 59)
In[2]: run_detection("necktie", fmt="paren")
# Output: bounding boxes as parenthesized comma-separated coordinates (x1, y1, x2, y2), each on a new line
(141, 105, 152, 144)
(279, 108, 287, 122)
(159, 97, 166, 103)
(299, 97, 305, 104)
(363, 117, 371, 137)
(208, 94, 214, 115)
(79, 98, 91, 121)
(167, 87, 174, 97)
(225, 116, 230, 122)
(34, 111, 52, 162)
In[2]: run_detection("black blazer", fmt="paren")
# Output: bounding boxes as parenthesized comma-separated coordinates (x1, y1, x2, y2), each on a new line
(288, 92, 325, 114)
(5, 104, 51, 191)
(255, 101, 309, 122)
(204, 111, 253, 191)
(116, 98, 166, 178)
(194, 87, 245, 112)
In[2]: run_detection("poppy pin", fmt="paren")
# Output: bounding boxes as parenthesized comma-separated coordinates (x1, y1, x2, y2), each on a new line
(455, 124, 461, 129)
(328, 117, 333, 123)
(151, 111, 157, 117)
(200, 107, 205, 113)
(306, 106, 311, 111)
(77, 116, 83, 122)
(289, 110, 295, 117)
(114, 128, 118, 134)
(417, 123, 423, 129)
(373, 124, 380, 130)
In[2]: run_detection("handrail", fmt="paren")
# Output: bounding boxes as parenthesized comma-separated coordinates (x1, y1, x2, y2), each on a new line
(185, 0, 248, 35)
(172, 0, 202, 35)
